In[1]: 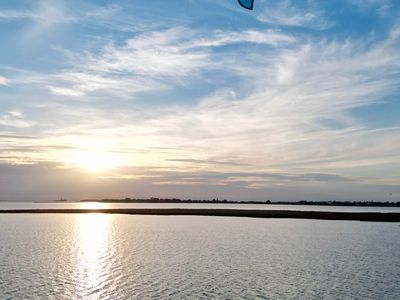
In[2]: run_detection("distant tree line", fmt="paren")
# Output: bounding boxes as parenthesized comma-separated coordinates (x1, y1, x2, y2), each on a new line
(79, 198, 400, 207)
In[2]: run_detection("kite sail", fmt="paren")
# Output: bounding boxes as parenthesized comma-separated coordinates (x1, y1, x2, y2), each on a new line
(238, 0, 254, 10)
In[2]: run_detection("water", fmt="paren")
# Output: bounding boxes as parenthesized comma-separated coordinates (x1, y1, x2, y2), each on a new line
(0, 214, 399, 299)
(1, 201, 400, 212)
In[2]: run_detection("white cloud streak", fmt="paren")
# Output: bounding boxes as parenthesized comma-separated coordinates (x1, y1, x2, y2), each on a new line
(0, 111, 33, 128)
(45, 27, 294, 97)
(0, 9, 37, 21)
(0, 75, 9, 85)
(257, 0, 333, 29)
(1, 15, 400, 197)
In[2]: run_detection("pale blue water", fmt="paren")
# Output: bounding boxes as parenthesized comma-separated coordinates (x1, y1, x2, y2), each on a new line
(0, 214, 399, 299)
(1, 201, 400, 212)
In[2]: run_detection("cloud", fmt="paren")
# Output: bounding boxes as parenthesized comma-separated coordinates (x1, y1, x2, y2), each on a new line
(1, 2, 400, 201)
(0, 111, 34, 128)
(189, 29, 295, 48)
(45, 27, 294, 97)
(257, 0, 333, 29)
(0, 1, 126, 39)
(0, 134, 38, 140)
(140, 170, 353, 186)
(348, 0, 391, 10)
(92, 25, 399, 183)
(0, 9, 37, 21)
(24, 0, 78, 39)
(347, 0, 395, 18)
(8, 25, 398, 184)
(48, 86, 85, 97)
(166, 158, 250, 167)
(0, 76, 9, 86)
(0, 0, 81, 41)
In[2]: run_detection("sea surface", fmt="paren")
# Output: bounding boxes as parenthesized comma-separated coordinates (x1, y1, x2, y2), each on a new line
(1, 201, 400, 212)
(0, 214, 399, 299)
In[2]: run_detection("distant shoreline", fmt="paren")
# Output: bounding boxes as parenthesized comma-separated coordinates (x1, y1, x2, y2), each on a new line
(0, 208, 399, 222)
(80, 199, 400, 207)
(1, 199, 399, 207)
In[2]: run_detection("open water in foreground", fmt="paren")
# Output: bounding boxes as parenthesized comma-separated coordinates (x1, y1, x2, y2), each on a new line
(0, 214, 399, 299)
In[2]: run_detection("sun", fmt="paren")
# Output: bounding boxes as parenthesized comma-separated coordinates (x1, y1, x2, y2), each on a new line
(68, 150, 122, 172)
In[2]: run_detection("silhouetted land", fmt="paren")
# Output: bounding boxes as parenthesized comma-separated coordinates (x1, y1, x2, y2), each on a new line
(79, 198, 400, 207)
(0, 208, 399, 222)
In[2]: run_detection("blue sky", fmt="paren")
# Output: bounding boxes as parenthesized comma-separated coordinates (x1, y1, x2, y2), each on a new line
(0, 0, 399, 201)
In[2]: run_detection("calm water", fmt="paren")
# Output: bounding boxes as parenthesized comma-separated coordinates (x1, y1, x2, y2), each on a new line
(1, 201, 400, 212)
(0, 214, 399, 299)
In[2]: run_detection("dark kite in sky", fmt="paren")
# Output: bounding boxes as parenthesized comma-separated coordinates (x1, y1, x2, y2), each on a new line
(238, 0, 254, 10)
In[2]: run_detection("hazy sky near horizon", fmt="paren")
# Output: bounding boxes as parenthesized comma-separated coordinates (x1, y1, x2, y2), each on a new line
(0, 0, 399, 201)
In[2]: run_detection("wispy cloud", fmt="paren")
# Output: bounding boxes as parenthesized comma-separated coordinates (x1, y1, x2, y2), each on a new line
(0, 1, 128, 39)
(348, 0, 392, 10)
(347, 0, 395, 18)
(4, 25, 400, 181)
(0, 9, 37, 21)
(78, 25, 399, 184)
(23, 0, 78, 39)
(0, 111, 34, 128)
(257, 0, 333, 29)
(46, 27, 294, 97)
(1, 0, 399, 200)
(0, 75, 9, 85)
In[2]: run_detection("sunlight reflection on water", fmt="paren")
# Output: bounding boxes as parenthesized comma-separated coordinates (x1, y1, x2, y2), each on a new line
(73, 214, 112, 299)
(77, 202, 111, 210)
(0, 215, 399, 299)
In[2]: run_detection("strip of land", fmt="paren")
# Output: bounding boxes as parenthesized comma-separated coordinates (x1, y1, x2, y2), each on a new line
(0, 208, 399, 222)
(77, 198, 400, 207)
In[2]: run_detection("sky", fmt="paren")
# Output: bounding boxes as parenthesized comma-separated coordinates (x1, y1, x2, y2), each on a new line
(0, 0, 399, 202)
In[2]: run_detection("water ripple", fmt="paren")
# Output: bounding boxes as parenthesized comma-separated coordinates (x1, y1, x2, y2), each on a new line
(0, 215, 399, 299)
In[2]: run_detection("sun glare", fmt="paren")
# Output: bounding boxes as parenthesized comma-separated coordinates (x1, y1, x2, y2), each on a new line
(74, 214, 112, 298)
(69, 150, 122, 172)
